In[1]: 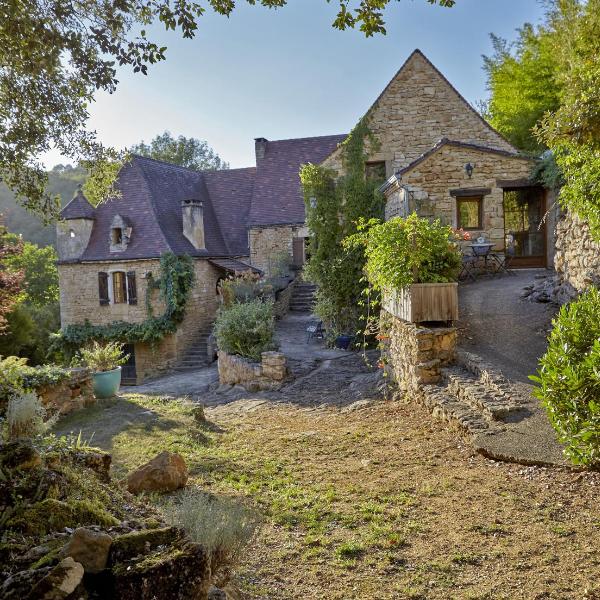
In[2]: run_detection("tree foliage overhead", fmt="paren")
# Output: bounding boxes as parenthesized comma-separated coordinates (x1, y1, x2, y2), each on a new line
(484, 0, 600, 240)
(131, 131, 229, 171)
(1, 0, 454, 220)
(482, 25, 561, 153)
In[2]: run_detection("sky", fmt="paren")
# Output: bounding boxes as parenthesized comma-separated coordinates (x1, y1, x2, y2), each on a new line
(43, 0, 546, 170)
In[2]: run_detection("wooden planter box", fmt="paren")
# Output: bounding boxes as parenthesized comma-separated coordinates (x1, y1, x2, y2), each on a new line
(383, 283, 458, 323)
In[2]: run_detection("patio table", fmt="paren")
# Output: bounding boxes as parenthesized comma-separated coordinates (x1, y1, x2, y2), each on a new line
(468, 243, 504, 277)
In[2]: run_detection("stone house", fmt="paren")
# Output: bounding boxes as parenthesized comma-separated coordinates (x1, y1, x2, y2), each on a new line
(57, 48, 551, 383)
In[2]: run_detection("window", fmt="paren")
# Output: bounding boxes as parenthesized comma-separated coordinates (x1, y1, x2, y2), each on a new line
(365, 161, 386, 181)
(111, 228, 123, 245)
(456, 196, 483, 230)
(112, 271, 127, 304)
(98, 270, 137, 306)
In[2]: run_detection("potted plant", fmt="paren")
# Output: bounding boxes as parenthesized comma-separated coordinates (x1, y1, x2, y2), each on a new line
(346, 214, 461, 323)
(79, 341, 128, 398)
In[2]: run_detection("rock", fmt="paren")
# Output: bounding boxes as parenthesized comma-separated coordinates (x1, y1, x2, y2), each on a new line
(68, 449, 112, 482)
(208, 586, 228, 600)
(111, 541, 210, 600)
(1, 567, 52, 600)
(60, 527, 112, 573)
(126, 451, 188, 495)
(0, 441, 42, 471)
(27, 557, 84, 599)
(108, 527, 183, 566)
(192, 404, 206, 423)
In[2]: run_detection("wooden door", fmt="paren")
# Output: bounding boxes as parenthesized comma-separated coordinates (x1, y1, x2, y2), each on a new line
(292, 237, 305, 268)
(503, 187, 546, 267)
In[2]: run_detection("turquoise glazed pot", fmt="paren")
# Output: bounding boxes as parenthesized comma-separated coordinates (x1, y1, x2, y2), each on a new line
(92, 367, 122, 399)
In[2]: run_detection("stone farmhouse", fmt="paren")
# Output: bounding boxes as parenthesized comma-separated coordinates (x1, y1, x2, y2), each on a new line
(57, 49, 552, 383)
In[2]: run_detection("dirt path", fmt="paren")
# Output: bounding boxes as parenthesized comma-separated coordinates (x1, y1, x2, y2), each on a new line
(457, 270, 557, 384)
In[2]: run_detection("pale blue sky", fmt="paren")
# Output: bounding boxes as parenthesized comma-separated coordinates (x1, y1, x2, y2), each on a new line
(44, 0, 546, 169)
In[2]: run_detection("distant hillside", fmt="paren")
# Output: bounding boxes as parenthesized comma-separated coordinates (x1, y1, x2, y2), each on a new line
(0, 165, 86, 247)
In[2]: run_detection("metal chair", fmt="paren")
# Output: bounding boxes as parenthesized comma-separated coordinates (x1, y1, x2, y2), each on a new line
(306, 320, 325, 342)
(459, 255, 478, 282)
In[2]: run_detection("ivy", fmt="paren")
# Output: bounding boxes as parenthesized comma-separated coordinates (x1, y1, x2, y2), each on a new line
(300, 118, 385, 336)
(50, 252, 195, 353)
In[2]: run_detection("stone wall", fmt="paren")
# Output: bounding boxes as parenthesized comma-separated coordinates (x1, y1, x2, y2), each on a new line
(554, 211, 600, 302)
(401, 145, 534, 253)
(272, 279, 296, 319)
(58, 258, 223, 383)
(37, 369, 95, 416)
(249, 225, 307, 275)
(322, 51, 514, 176)
(380, 309, 456, 395)
(217, 350, 288, 391)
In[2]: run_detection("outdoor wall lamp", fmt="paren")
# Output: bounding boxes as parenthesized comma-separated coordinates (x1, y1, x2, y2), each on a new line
(465, 162, 475, 178)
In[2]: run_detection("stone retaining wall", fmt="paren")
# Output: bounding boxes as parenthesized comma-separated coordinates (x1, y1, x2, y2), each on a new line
(217, 350, 289, 391)
(37, 369, 95, 415)
(380, 309, 456, 394)
(273, 279, 296, 319)
(554, 210, 600, 302)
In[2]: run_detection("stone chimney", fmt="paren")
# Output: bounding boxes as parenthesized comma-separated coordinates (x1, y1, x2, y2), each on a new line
(181, 199, 205, 250)
(255, 137, 268, 161)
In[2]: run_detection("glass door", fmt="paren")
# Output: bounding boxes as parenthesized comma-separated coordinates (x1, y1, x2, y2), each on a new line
(503, 187, 546, 267)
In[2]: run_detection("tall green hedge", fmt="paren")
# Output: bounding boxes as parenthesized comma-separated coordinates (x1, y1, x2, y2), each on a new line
(531, 287, 600, 466)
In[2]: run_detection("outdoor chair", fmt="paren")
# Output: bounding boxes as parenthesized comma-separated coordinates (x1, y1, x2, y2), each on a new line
(306, 320, 325, 343)
(459, 255, 478, 282)
(490, 249, 516, 276)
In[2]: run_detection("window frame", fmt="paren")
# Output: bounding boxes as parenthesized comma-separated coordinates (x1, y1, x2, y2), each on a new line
(110, 270, 127, 304)
(365, 161, 387, 181)
(456, 195, 484, 231)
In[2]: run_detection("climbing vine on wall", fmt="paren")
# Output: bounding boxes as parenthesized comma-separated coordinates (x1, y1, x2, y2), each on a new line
(300, 118, 385, 337)
(51, 252, 195, 353)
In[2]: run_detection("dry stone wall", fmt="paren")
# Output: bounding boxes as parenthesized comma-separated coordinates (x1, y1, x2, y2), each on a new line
(218, 350, 288, 391)
(554, 211, 600, 301)
(249, 225, 299, 275)
(380, 309, 456, 395)
(36, 369, 95, 416)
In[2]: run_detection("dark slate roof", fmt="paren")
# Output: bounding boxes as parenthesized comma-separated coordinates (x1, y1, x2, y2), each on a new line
(60, 188, 96, 220)
(208, 258, 261, 275)
(248, 134, 347, 227)
(79, 156, 255, 262)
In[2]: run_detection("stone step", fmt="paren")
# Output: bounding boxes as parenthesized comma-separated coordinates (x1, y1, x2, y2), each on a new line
(441, 366, 517, 421)
(421, 386, 490, 435)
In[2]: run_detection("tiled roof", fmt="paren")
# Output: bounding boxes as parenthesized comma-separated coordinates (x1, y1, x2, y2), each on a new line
(208, 258, 262, 275)
(248, 134, 347, 227)
(79, 156, 255, 262)
(60, 188, 96, 220)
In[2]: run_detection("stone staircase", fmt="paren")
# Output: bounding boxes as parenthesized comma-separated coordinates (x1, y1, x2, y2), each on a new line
(289, 282, 317, 312)
(174, 327, 213, 372)
(420, 350, 524, 437)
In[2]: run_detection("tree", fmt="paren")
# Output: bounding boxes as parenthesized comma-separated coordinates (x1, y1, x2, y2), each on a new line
(301, 119, 385, 337)
(482, 25, 561, 153)
(1, 0, 454, 220)
(0, 228, 24, 332)
(131, 132, 229, 171)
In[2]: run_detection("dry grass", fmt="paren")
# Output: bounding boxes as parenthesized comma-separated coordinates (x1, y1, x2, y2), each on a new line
(57, 394, 600, 599)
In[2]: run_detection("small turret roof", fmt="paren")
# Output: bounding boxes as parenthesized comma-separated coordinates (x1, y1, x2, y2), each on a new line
(60, 188, 96, 220)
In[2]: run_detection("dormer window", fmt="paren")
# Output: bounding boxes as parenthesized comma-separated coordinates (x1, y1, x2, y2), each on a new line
(111, 228, 123, 245)
(109, 214, 132, 253)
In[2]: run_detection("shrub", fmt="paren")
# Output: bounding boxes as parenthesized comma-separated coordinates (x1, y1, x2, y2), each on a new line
(5, 390, 55, 441)
(531, 287, 600, 466)
(161, 487, 258, 585)
(344, 214, 461, 292)
(0, 355, 28, 401)
(268, 251, 292, 278)
(214, 299, 276, 361)
(78, 341, 129, 372)
(219, 272, 274, 307)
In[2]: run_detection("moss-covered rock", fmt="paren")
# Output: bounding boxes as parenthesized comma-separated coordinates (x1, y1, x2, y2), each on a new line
(108, 527, 183, 566)
(8, 497, 119, 536)
(111, 542, 210, 600)
(0, 441, 42, 471)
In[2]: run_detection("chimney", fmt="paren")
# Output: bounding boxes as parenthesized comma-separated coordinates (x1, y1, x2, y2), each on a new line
(254, 137, 268, 161)
(181, 199, 205, 250)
